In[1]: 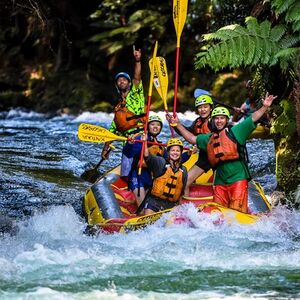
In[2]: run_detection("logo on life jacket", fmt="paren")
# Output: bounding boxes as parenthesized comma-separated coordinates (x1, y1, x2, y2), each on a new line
(207, 129, 239, 167)
(193, 118, 212, 135)
(151, 165, 184, 202)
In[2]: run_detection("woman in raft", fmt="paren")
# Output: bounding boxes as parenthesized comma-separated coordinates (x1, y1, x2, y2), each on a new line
(139, 136, 188, 215)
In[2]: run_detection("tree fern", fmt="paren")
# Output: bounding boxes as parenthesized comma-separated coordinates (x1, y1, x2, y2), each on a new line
(195, 16, 298, 72)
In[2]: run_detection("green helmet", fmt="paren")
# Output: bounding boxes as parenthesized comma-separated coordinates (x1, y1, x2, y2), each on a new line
(211, 106, 230, 118)
(148, 115, 163, 126)
(195, 95, 214, 107)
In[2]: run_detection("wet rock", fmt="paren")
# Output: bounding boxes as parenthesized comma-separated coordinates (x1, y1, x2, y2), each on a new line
(0, 214, 18, 236)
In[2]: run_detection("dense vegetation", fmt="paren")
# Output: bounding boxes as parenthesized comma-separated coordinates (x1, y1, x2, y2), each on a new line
(0, 0, 299, 195)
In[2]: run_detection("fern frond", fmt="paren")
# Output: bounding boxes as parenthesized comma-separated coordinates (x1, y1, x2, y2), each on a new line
(260, 20, 272, 38)
(292, 21, 300, 32)
(245, 16, 260, 35)
(244, 36, 256, 65)
(271, 0, 296, 15)
(270, 24, 287, 42)
(195, 16, 296, 72)
(286, 2, 300, 23)
(279, 35, 300, 48)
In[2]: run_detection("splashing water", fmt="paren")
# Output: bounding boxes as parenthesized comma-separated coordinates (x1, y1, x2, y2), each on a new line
(0, 109, 300, 299)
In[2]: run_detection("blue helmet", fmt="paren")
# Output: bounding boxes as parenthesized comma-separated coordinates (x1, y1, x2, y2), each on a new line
(115, 72, 131, 83)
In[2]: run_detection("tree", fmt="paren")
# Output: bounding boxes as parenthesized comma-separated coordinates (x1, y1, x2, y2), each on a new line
(194, 0, 300, 193)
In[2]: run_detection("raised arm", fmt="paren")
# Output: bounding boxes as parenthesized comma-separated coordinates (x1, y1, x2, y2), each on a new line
(166, 113, 197, 145)
(132, 46, 142, 87)
(252, 93, 277, 123)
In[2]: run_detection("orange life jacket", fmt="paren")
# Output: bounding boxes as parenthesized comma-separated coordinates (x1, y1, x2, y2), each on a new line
(151, 165, 185, 202)
(113, 101, 146, 132)
(193, 118, 211, 135)
(141, 142, 164, 167)
(207, 129, 239, 167)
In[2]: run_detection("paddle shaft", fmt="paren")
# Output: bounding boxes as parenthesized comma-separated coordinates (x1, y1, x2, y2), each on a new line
(138, 41, 158, 174)
(173, 46, 180, 117)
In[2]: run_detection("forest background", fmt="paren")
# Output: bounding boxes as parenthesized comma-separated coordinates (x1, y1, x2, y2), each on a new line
(0, 0, 299, 197)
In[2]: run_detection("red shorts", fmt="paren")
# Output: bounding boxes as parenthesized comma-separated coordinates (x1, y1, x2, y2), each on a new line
(214, 180, 248, 213)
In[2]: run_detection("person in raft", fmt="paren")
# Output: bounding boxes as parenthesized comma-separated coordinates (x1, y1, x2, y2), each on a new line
(124, 114, 193, 206)
(101, 46, 146, 177)
(140, 137, 188, 215)
(122, 114, 165, 206)
(170, 93, 214, 196)
(233, 80, 271, 127)
(167, 92, 277, 213)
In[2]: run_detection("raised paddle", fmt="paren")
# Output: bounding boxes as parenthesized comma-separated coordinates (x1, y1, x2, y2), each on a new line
(137, 41, 158, 175)
(151, 56, 169, 111)
(172, 0, 188, 116)
(80, 144, 115, 183)
(150, 55, 175, 135)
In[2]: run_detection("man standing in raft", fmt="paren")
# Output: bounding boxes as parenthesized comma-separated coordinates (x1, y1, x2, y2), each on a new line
(141, 137, 188, 215)
(101, 46, 146, 177)
(172, 93, 214, 195)
(167, 93, 276, 213)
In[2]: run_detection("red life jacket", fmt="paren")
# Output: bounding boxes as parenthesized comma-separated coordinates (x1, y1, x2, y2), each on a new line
(193, 118, 211, 135)
(207, 129, 239, 167)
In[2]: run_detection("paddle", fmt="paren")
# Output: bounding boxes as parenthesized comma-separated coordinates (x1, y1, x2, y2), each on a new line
(80, 144, 115, 183)
(78, 123, 191, 150)
(150, 55, 175, 135)
(172, 0, 188, 115)
(137, 41, 158, 175)
(151, 56, 169, 111)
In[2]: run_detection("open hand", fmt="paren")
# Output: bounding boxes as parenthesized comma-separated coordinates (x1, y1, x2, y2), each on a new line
(133, 45, 141, 62)
(262, 92, 277, 108)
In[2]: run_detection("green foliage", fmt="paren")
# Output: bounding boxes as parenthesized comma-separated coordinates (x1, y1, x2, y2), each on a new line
(271, 0, 300, 32)
(271, 99, 297, 138)
(195, 16, 300, 72)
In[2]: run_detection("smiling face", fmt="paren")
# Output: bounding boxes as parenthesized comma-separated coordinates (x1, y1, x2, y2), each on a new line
(168, 145, 182, 161)
(116, 77, 130, 91)
(213, 115, 228, 131)
(197, 104, 212, 119)
(148, 121, 162, 136)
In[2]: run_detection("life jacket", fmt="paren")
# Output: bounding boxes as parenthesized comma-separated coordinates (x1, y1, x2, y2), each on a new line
(151, 165, 185, 202)
(141, 139, 164, 167)
(193, 118, 212, 135)
(207, 128, 240, 167)
(113, 100, 146, 132)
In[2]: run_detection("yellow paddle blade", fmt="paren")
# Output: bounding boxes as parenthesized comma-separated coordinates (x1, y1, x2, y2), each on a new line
(150, 56, 169, 111)
(78, 123, 127, 143)
(173, 0, 188, 47)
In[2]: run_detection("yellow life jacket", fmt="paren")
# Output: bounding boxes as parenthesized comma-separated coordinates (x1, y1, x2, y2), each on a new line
(207, 128, 239, 167)
(193, 118, 211, 135)
(151, 165, 185, 202)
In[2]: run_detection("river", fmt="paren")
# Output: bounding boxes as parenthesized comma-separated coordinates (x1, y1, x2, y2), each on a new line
(0, 108, 299, 299)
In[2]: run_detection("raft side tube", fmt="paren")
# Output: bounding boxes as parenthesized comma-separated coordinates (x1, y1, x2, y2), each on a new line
(91, 175, 124, 219)
(83, 174, 124, 225)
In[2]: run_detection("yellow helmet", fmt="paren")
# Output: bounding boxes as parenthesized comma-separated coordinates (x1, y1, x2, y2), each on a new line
(211, 106, 230, 118)
(166, 138, 183, 151)
(195, 95, 214, 107)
